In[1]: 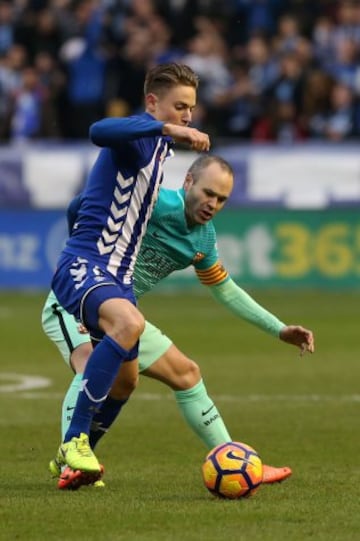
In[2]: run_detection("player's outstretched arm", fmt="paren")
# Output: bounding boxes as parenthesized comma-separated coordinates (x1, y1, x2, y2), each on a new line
(162, 124, 210, 152)
(204, 274, 315, 355)
(279, 325, 315, 356)
(90, 116, 165, 147)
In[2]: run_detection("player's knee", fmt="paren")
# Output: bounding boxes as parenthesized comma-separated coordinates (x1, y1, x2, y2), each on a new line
(109, 312, 145, 349)
(70, 342, 92, 373)
(121, 315, 144, 341)
(177, 359, 201, 390)
(100, 300, 145, 347)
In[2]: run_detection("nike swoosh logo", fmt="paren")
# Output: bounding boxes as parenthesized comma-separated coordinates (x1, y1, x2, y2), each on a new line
(201, 404, 215, 416)
(66, 406, 75, 411)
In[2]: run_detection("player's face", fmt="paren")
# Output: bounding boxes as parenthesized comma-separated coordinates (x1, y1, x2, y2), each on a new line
(146, 85, 196, 126)
(184, 162, 233, 226)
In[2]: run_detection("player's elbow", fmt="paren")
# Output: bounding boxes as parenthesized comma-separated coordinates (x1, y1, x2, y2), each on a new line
(89, 121, 104, 146)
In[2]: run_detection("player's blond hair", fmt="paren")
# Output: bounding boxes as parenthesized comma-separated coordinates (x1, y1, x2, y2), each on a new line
(144, 63, 199, 97)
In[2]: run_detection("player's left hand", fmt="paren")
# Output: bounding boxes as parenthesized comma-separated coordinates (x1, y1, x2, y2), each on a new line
(279, 325, 315, 356)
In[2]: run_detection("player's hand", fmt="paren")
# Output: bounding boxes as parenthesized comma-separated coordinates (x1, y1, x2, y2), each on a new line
(163, 124, 210, 152)
(279, 325, 315, 356)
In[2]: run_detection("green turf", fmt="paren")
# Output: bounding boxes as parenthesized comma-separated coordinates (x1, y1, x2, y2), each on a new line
(0, 290, 359, 541)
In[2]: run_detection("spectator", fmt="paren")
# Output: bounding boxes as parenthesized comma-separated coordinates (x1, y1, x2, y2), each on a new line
(273, 13, 303, 56)
(2, 0, 360, 142)
(252, 100, 306, 142)
(302, 68, 334, 127)
(0, 0, 15, 55)
(332, 0, 360, 46)
(58, 0, 107, 138)
(210, 61, 258, 139)
(325, 37, 360, 91)
(267, 51, 306, 114)
(182, 18, 232, 107)
(246, 35, 279, 96)
(103, 26, 152, 118)
(309, 82, 358, 141)
(0, 43, 28, 139)
(312, 15, 337, 66)
(10, 65, 44, 141)
(34, 50, 65, 137)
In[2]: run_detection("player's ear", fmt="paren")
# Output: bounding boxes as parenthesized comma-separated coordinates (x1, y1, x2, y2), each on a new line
(145, 93, 158, 113)
(183, 172, 194, 191)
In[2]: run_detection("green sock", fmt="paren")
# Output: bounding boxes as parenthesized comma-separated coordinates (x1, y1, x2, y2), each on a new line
(61, 373, 82, 440)
(174, 379, 231, 450)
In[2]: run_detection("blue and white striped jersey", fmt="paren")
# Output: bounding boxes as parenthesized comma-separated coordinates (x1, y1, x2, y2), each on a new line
(62, 112, 172, 284)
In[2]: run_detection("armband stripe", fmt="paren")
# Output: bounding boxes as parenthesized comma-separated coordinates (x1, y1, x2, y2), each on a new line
(196, 262, 228, 285)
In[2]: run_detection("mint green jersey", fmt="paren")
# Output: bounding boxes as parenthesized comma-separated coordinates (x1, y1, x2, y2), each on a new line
(134, 188, 226, 297)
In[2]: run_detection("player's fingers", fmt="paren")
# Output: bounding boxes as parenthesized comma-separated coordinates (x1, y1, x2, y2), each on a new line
(305, 332, 315, 353)
(300, 338, 314, 355)
(191, 137, 210, 152)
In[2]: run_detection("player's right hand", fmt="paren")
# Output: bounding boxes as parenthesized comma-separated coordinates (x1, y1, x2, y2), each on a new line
(163, 124, 210, 152)
(279, 325, 315, 356)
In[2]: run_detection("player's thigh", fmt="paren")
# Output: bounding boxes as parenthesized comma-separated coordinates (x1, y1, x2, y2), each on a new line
(140, 321, 200, 390)
(83, 284, 144, 349)
(138, 320, 172, 372)
(41, 290, 90, 369)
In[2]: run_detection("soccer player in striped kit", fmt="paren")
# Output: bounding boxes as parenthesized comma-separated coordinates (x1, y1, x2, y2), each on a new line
(50, 63, 210, 482)
(47, 154, 314, 488)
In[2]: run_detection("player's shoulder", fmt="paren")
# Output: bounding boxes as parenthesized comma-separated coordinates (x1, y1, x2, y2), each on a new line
(198, 218, 217, 246)
(156, 187, 184, 212)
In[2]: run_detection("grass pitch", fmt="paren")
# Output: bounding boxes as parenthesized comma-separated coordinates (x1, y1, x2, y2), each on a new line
(0, 289, 359, 541)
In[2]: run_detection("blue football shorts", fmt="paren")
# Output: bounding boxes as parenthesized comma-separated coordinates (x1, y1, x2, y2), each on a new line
(52, 253, 138, 357)
(42, 290, 172, 371)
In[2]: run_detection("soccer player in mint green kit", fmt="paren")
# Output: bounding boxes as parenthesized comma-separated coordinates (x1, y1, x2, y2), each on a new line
(43, 155, 315, 489)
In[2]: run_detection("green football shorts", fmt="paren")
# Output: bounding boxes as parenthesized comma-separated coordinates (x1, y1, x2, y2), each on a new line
(41, 290, 172, 372)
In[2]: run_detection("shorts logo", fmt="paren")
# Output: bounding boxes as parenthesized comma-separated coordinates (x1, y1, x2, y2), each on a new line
(93, 265, 106, 282)
(69, 257, 88, 289)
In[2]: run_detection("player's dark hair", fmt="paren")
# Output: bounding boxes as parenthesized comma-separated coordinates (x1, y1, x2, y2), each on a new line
(144, 63, 199, 96)
(188, 155, 234, 182)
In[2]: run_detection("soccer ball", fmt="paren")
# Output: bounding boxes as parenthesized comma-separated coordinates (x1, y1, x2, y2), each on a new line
(202, 441, 263, 499)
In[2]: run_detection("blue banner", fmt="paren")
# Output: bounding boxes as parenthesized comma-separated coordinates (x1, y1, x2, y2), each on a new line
(1, 208, 360, 290)
(0, 210, 67, 288)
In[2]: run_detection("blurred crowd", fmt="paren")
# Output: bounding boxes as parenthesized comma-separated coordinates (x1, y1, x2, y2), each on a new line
(2, 0, 360, 143)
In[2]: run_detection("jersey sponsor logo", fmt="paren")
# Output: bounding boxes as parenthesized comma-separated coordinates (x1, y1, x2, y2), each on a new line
(192, 251, 205, 263)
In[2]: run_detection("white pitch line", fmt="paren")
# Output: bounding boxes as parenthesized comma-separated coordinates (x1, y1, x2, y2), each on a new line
(1, 373, 359, 402)
(2, 391, 360, 403)
(0, 373, 51, 392)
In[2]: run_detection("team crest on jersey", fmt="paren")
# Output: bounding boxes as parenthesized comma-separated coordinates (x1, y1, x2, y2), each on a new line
(192, 251, 205, 263)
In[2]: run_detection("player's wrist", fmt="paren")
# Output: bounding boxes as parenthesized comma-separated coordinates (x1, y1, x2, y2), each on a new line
(162, 123, 172, 136)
